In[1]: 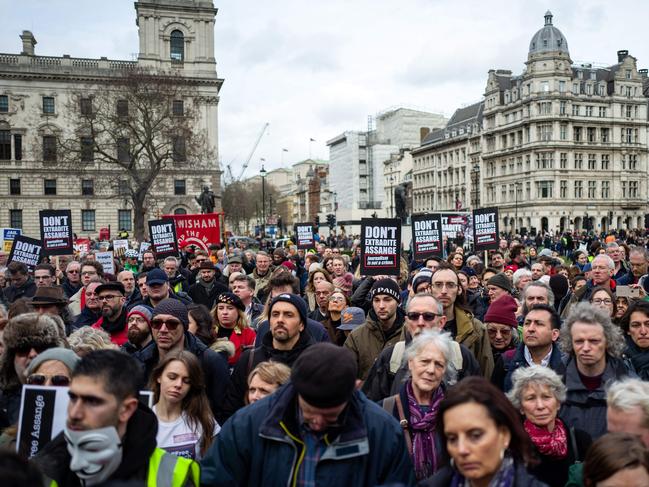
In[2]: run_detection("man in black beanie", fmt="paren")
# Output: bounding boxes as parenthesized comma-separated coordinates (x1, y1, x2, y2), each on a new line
(343, 278, 406, 380)
(133, 298, 230, 423)
(200, 342, 414, 486)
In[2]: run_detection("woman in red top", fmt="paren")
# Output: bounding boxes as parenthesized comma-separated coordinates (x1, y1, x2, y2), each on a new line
(211, 292, 256, 365)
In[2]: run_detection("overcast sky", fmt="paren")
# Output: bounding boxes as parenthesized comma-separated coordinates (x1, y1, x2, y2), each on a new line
(1, 0, 648, 179)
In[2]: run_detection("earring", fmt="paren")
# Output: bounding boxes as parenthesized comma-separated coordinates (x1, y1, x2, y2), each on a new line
(450, 457, 455, 469)
(500, 449, 505, 461)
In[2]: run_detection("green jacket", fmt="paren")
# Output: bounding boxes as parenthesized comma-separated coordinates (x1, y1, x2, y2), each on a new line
(565, 462, 583, 487)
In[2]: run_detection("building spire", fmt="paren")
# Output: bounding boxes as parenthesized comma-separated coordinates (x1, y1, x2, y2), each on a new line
(544, 10, 553, 26)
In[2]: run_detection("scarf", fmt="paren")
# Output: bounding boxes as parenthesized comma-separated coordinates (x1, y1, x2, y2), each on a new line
(406, 381, 444, 480)
(625, 336, 649, 380)
(451, 454, 516, 487)
(524, 418, 568, 459)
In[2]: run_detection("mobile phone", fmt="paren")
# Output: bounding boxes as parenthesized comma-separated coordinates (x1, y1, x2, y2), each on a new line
(617, 286, 640, 298)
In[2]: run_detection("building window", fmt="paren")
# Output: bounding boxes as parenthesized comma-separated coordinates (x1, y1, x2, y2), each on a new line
(81, 179, 94, 196)
(588, 181, 597, 198)
(559, 101, 566, 115)
(172, 100, 184, 116)
(43, 136, 57, 162)
(601, 128, 609, 143)
(538, 181, 553, 198)
(588, 154, 597, 170)
(560, 153, 568, 169)
(560, 180, 567, 198)
(575, 153, 583, 170)
(172, 136, 186, 162)
(81, 137, 94, 162)
(9, 209, 22, 229)
(117, 138, 130, 163)
(560, 124, 567, 140)
(44, 179, 57, 195)
(573, 127, 582, 142)
(81, 210, 96, 231)
(601, 154, 610, 170)
(170, 30, 184, 61)
(174, 179, 186, 195)
(629, 154, 638, 170)
(9, 178, 20, 195)
(0, 130, 10, 160)
(586, 106, 593, 117)
(118, 179, 130, 196)
(630, 181, 639, 198)
(587, 127, 596, 142)
(42, 96, 55, 114)
(80, 97, 92, 116)
(574, 181, 583, 198)
(14, 134, 21, 160)
(572, 104, 579, 116)
(622, 181, 627, 198)
(116, 99, 128, 117)
(601, 181, 610, 198)
(174, 208, 187, 215)
(0, 95, 8, 113)
(118, 210, 132, 231)
(599, 107, 606, 117)
(559, 81, 566, 93)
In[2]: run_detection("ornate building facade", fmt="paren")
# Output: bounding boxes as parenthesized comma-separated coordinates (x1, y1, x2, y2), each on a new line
(413, 11, 649, 235)
(0, 0, 222, 238)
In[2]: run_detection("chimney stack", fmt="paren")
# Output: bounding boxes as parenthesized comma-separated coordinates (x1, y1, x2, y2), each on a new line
(617, 50, 629, 63)
(639, 69, 648, 78)
(20, 31, 37, 56)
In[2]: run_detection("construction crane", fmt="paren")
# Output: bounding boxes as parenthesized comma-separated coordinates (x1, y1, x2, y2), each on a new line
(226, 122, 269, 182)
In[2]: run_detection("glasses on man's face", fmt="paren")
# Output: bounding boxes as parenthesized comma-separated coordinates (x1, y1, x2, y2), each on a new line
(97, 295, 122, 302)
(151, 318, 183, 330)
(406, 312, 439, 322)
(14, 344, 50, 357)
(592, 298, 613, 305)
(27, 374, 70, 387)
(67, 269, 80, 274)
(81, 271, 97, 276)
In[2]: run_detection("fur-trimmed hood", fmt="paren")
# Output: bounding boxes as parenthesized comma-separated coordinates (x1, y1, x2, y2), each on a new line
(0, 313, 67, 389)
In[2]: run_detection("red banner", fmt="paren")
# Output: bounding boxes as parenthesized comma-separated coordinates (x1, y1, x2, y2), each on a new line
(162, 213, 221, 250)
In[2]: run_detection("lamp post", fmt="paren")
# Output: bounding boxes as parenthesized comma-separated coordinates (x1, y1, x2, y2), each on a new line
(389, 176, 394, 218)
(514, 182, 522, 235)
(260, 164, 267, 238)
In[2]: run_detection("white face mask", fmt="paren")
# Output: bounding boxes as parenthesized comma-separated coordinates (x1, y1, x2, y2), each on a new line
(64, 426, 123, 486)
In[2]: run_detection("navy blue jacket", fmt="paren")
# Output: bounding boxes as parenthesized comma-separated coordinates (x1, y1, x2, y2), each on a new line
(254, 317, 330, 347)
(200, 383, 415, 486)
(491, 342, 566, 392)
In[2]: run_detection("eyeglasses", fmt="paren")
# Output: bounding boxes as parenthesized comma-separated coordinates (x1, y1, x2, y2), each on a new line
(27, 374, 70, 387)
(592, 298, 613, 305)
(97, 295, 122, 302)
(432, 282, 458, 290)
(407, 312, 440, 322)
(14, 344, 50, 357)
(329, 296, 345, 303)
(67, 270, 80, 274)
(487, 327, 512, 337)
(81, 271, 97, 276)
(151, 318, 183, 330)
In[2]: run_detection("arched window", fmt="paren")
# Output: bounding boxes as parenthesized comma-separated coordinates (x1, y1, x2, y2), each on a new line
(174, 207, 187, 215)
(170, 30, 184, 61)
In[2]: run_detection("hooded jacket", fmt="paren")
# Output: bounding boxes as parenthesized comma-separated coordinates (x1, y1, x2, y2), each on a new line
(133, 331, 230, 424)
(452, 307, 494, 379)
(221, 329, 315, 421)
(33, 403, 158, 486)
(200, 383, 415, 487)
(344, 307, 406, 380)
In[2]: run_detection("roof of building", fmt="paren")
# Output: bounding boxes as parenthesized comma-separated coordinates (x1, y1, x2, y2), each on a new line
(419, 101, 484, 147)
(529, 11, 569, 57)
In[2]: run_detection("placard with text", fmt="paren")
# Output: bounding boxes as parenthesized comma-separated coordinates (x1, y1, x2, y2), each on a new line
(472, 207, 500, 250)
(360, 218, 401, 276)
(411, 214, 443, 260)
(8, 235, 43, 270)
(39, 210, 73, 256)
(148, 218, 178, 257)
(295, 223, 315, 249)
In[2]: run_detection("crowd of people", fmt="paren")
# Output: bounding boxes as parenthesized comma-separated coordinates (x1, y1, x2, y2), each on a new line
(0, 231, 649, 486)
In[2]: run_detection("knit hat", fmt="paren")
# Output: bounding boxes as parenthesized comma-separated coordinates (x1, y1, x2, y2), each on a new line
(217, 292, 245, 312)
(26, 347, 80, 376)
(483, 294, 518, 327)
(412, 269, 433, 293)
(269, 293, 308, 326)
(487, 273, 512, 293)
(368, 278, 401, 302)
(333, 273, 353, 295)
(291, 343, 357, 408)
(337, 307, 366, 331)
(152, 298, 189, 328)
(280, 260, 296, 272)
(127, 304, 153, 325)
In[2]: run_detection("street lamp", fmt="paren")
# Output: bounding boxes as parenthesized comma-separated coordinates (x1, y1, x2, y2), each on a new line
(260, 164, 267, 238)
(514, 182, 522, 235)
(389, 176, 394, 218)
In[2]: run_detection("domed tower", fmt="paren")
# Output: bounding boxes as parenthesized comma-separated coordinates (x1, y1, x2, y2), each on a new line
(525, 11, 572, 76)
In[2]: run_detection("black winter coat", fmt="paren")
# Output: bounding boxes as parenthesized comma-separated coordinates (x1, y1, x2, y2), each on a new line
(3, 278, 37, 303)
(187, 279, 228, 309)
(420, 462, 549, 487)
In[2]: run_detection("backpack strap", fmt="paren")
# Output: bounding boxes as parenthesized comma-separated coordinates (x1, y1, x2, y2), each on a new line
(394, 394, 413, 458)
(389, 341, 406, 374)
(382, 395, 396, 414)
(569, 427, 581, 464)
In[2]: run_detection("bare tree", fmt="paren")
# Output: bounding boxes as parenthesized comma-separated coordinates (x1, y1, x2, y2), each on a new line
(222, 180, 279, 235)
(51, 68, 214, 240)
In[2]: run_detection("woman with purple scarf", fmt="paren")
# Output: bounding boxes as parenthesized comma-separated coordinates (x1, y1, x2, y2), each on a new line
(381, 330, 455, 480)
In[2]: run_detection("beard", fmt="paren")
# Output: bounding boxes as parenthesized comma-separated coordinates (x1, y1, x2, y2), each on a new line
(128, 327, 150, 346)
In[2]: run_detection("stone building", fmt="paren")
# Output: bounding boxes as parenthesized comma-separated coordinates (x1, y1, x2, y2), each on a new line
(412, 11, 649, 235)
(0, 0, 222, 239)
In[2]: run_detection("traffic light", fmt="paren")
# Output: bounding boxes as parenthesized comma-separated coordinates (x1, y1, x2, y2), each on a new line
(327, 214, 336, 229)
(314, 215, 320, 228)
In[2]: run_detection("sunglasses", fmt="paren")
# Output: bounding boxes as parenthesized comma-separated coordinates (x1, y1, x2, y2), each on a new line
(406, 312, 439, 322)
(151, 318, 183, 330)
(27, 374, 70, 387)
(14, 344, 50, 356)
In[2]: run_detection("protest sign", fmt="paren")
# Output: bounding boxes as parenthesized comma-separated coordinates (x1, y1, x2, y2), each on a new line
(95, 251, 115, 275)
(73, 238, 91, 254)
(139, 241, 152, 259)
(17, 387, 157, 458)
(295, 223, 315, 249)
(472, 207, 500, 250)
(2, 228, 21, 253)
(163, 213, 220, 251)
(148, 218, 178, 257)
(39, 210, 73, 256)
(8, 235, 42, 270)
(17, 386, 68, 458)
(360, 218, 401, 276)
(441, 213, 471, 240)
(112, 239, 129, 258)
(411, 214, 443, 260)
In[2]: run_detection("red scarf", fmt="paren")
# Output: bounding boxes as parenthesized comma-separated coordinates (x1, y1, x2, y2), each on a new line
(524, 418, 568, 459)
